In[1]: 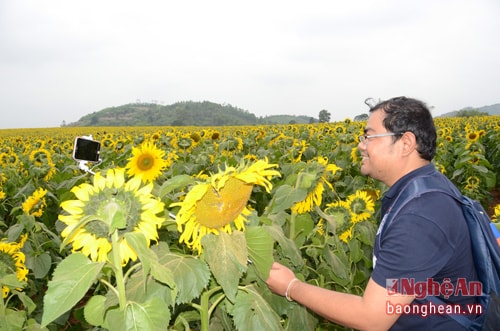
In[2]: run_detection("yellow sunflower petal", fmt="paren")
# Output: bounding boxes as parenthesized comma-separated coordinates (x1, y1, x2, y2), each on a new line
(71, 183, 94, 201)
(60, 200, 85, 215)
(93, 172, 106, 191)
(113, 168, 126, 188)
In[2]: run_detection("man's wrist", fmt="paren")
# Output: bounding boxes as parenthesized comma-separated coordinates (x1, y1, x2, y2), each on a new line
(285, 278, 300, 301)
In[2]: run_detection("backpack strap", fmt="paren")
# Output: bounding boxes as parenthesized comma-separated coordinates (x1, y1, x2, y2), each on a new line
(378, 174, 459, 238)
(379, 174, 476, 329)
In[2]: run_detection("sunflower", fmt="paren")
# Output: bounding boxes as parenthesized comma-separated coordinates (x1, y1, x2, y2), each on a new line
(211, 132, 221, 141)
(59, 168, 165, 265)
(466, 131, 480, 142)
(171, 158, 280, 253)
(113, 139, 127, 152)
(236, 136, 243, 151)
(493, 204, 500, 223)
(22, 188, 48, 217)
(339, 226, 354, 244)
(28, 148, 56, 180)
(350, 146, 359, 163)
(125, 141, 168, 182)
(434, 162, 447, 174)
(291, 157, 342, 214)
(0, 234, 29, 298)
(190, 132, 202, 143)
(346, 190, 375, 223)
(324, 199, 356, 244)
(333, 124, 346, 134)
(316, 219, 325, 236)
(465, 176, 480, 191)
(436, 128, 449, 138)
(324, 200, 352, 234)
(291, 139, 308, 163)
(0, 151, 19, 167)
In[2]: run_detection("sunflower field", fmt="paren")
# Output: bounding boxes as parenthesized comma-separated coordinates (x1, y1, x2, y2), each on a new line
(1, 116, 500, 331)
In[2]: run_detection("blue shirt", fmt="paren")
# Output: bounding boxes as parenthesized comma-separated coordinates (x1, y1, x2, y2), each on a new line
(371, 164, 479, 330)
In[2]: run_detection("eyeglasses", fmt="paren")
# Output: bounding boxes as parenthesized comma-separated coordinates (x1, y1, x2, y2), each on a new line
(358, 132, 402, 143)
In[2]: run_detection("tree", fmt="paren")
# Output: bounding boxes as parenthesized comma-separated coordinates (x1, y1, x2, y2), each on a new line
(318, 109, 331, 123)
(90, 115, 98, 125)
(456, 109, 489, 117)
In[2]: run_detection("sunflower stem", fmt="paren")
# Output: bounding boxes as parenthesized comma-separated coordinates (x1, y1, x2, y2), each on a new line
(199, 285, 223, 331)
(124, 263, 142, 280)
(200, 289, 210, 331)
(206, 291, 226, 318)
(98, 279, 119, 298)
(289, 212, 297, 240)
(111, 230, 127, 311)
(0, 295, 5, 317)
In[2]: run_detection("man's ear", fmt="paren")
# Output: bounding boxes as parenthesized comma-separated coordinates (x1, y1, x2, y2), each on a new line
(400, 131, 417, 156)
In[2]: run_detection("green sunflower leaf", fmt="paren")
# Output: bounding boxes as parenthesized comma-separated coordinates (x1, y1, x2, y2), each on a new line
(158, 174, 194, 198)
(124, 232, 154, 276)
(287, 302, 318, 331)
(348, 238, 363, 263)
(31, 252, 52, 279)
(356, 221, 376, 246)
(14, 291, 36, 315)
(84, 295, 107, 327)
(323, 247, 349, 281)
(153, 245, 210, 305)
(268, 184, 307, 214)
(232, 286, 284, 331)
(202, 231, 248, 302)
(2, 309, 25, 331)
(124, 267, 176, 307)
(41, 253, 104, 328)
(125, 233, 176, 290)
(263, 224, 303, 267)
(0, 274, 25, 289)
(105, 297, 171, 331)
(245, 226, 274, 280)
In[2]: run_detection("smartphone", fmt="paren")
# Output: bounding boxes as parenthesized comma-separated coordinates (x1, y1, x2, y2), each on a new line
(72, 136, 101, 162)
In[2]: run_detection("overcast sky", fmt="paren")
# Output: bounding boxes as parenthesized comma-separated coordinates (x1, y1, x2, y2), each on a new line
(1, 0, 499, 129)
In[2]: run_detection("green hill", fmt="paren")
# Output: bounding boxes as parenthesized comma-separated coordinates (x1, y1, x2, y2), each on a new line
(67, 101, 318, 127)
(260, 114, 317, 125)
(67, 100, 500, 127)
(437, 103, 500, 117)
(476, 103, 500, 115)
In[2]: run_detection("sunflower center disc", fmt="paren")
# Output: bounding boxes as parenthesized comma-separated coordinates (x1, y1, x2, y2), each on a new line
(195, 178, 253, 228)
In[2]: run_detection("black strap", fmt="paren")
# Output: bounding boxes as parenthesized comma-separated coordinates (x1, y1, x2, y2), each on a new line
(379, 175, 475, 329)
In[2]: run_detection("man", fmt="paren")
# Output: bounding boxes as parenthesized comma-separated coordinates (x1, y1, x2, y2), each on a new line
(266, 97, 479, 330)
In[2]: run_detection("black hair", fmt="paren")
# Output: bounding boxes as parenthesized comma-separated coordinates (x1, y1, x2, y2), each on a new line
(367, 96, 437, 161)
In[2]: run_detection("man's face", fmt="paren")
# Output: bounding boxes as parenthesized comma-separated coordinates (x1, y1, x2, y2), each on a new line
(358, 109, 400, 186)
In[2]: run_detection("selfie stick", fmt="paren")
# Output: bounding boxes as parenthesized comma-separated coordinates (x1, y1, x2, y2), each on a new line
(75, 134, 99, 175)
(78, 160, 96, 175)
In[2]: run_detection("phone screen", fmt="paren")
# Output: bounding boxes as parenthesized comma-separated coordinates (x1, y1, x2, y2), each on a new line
(73, 137, 101, 162)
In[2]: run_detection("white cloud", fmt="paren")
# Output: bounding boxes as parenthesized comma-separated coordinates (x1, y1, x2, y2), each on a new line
(1, 0, 499, 128)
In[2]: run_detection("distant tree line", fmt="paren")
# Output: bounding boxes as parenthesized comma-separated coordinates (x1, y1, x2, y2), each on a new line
(67, 101, 319, 127)
(62, 101, 500, 127)
(455, 109, 489, 117)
